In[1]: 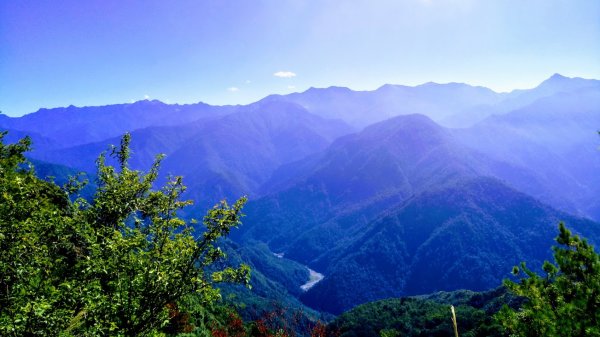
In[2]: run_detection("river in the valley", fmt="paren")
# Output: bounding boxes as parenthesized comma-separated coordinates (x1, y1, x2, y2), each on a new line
(300, 268, 324, 291)
(273, 252, 324, 291)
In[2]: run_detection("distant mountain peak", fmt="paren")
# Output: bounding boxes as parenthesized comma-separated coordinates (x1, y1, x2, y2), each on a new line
(419, 81, 441, 87)
(376, 83, 395, 90)
(303, 86, 320, 93)
(416, 81, 490, 90)
(365, 113, 442, 132)
(326, 85, 352, 91)
(419, 81, 459, 87)
(356, 114, 449, 148)
(375, 83, 410, 91)
(540, 73, 570, 86)
(133, 99, 165, 106)
(534, 73, 599, 92)
(303, 86, 352, 94)
(549, 73, 568, 80)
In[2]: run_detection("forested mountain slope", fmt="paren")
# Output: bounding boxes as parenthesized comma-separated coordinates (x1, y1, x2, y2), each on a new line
(299, 177, 600, 313)
(235, 114, 535, 257)
(13, 101, 353, 216)
(329, 287, 520, 337)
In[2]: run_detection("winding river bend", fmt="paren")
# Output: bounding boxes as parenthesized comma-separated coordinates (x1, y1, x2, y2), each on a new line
(273, 252, 324, 291)
(300, 268, 324, 291)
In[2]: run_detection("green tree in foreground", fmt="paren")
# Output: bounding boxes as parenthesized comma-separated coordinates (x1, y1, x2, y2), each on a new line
(0, 132, 250, 336)
(497, 223, 600, 336)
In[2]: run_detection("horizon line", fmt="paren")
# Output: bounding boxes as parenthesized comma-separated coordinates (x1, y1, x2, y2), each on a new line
(2, 72, 596, 118)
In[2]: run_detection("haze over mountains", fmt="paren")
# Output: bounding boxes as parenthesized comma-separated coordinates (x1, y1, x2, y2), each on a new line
(22, 101, 353, 214)
(262, 73, 599, 128)
(1, 74, 599, 315)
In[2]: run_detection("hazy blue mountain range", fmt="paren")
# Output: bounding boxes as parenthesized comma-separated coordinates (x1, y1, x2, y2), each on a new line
(1, 73, 598, 318)
(10, 101, 353, 216)
(0, 100, 236, 148)
(457, 86, 600, 220)
(262, 73, 599, 128)
(262, 83, 503, 128)
(1, 127, 61, 153)
(158, 101, 353, 215)
(494, 73, 600, 114)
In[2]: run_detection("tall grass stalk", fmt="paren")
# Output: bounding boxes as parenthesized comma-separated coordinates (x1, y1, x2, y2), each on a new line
(450, 305, 459, 337)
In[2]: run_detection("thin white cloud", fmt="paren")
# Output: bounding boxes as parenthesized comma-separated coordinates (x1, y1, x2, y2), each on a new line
(144, 94, 150, 100)
(245, 79, 251, 84)
(227, 87, 240, 92)
(287, 85, 296, 89)
(274, 71, 296, 78)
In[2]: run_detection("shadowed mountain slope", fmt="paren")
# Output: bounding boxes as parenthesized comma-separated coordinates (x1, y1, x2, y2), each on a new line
(300, 177, 600, 314)
(235, 114, 535, 255)
(157, 101, 354, 214)
(23, 101, 354, 217)
(232, 111, 600, 313)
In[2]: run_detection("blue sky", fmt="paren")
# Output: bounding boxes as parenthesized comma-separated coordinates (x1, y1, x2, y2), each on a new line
(1, 0, 599, 116)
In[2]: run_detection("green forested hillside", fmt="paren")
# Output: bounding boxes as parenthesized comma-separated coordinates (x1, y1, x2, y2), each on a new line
(298, 177, 600, 314)
(216, 240, 321, 320)
(329, 287, 519, 337)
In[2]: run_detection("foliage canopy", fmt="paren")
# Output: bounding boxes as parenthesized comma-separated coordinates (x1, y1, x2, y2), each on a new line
(0, 132, 249, 336)
(497, 222, 600, 336)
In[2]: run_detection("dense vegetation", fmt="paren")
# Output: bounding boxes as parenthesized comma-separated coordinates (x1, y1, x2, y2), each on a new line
(255, 171, 599, 314)
(497, 223, 600, 336)
(0, 132, 249, 336)
(329, 288, 514, 337)
(328, 223, 600, 337)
